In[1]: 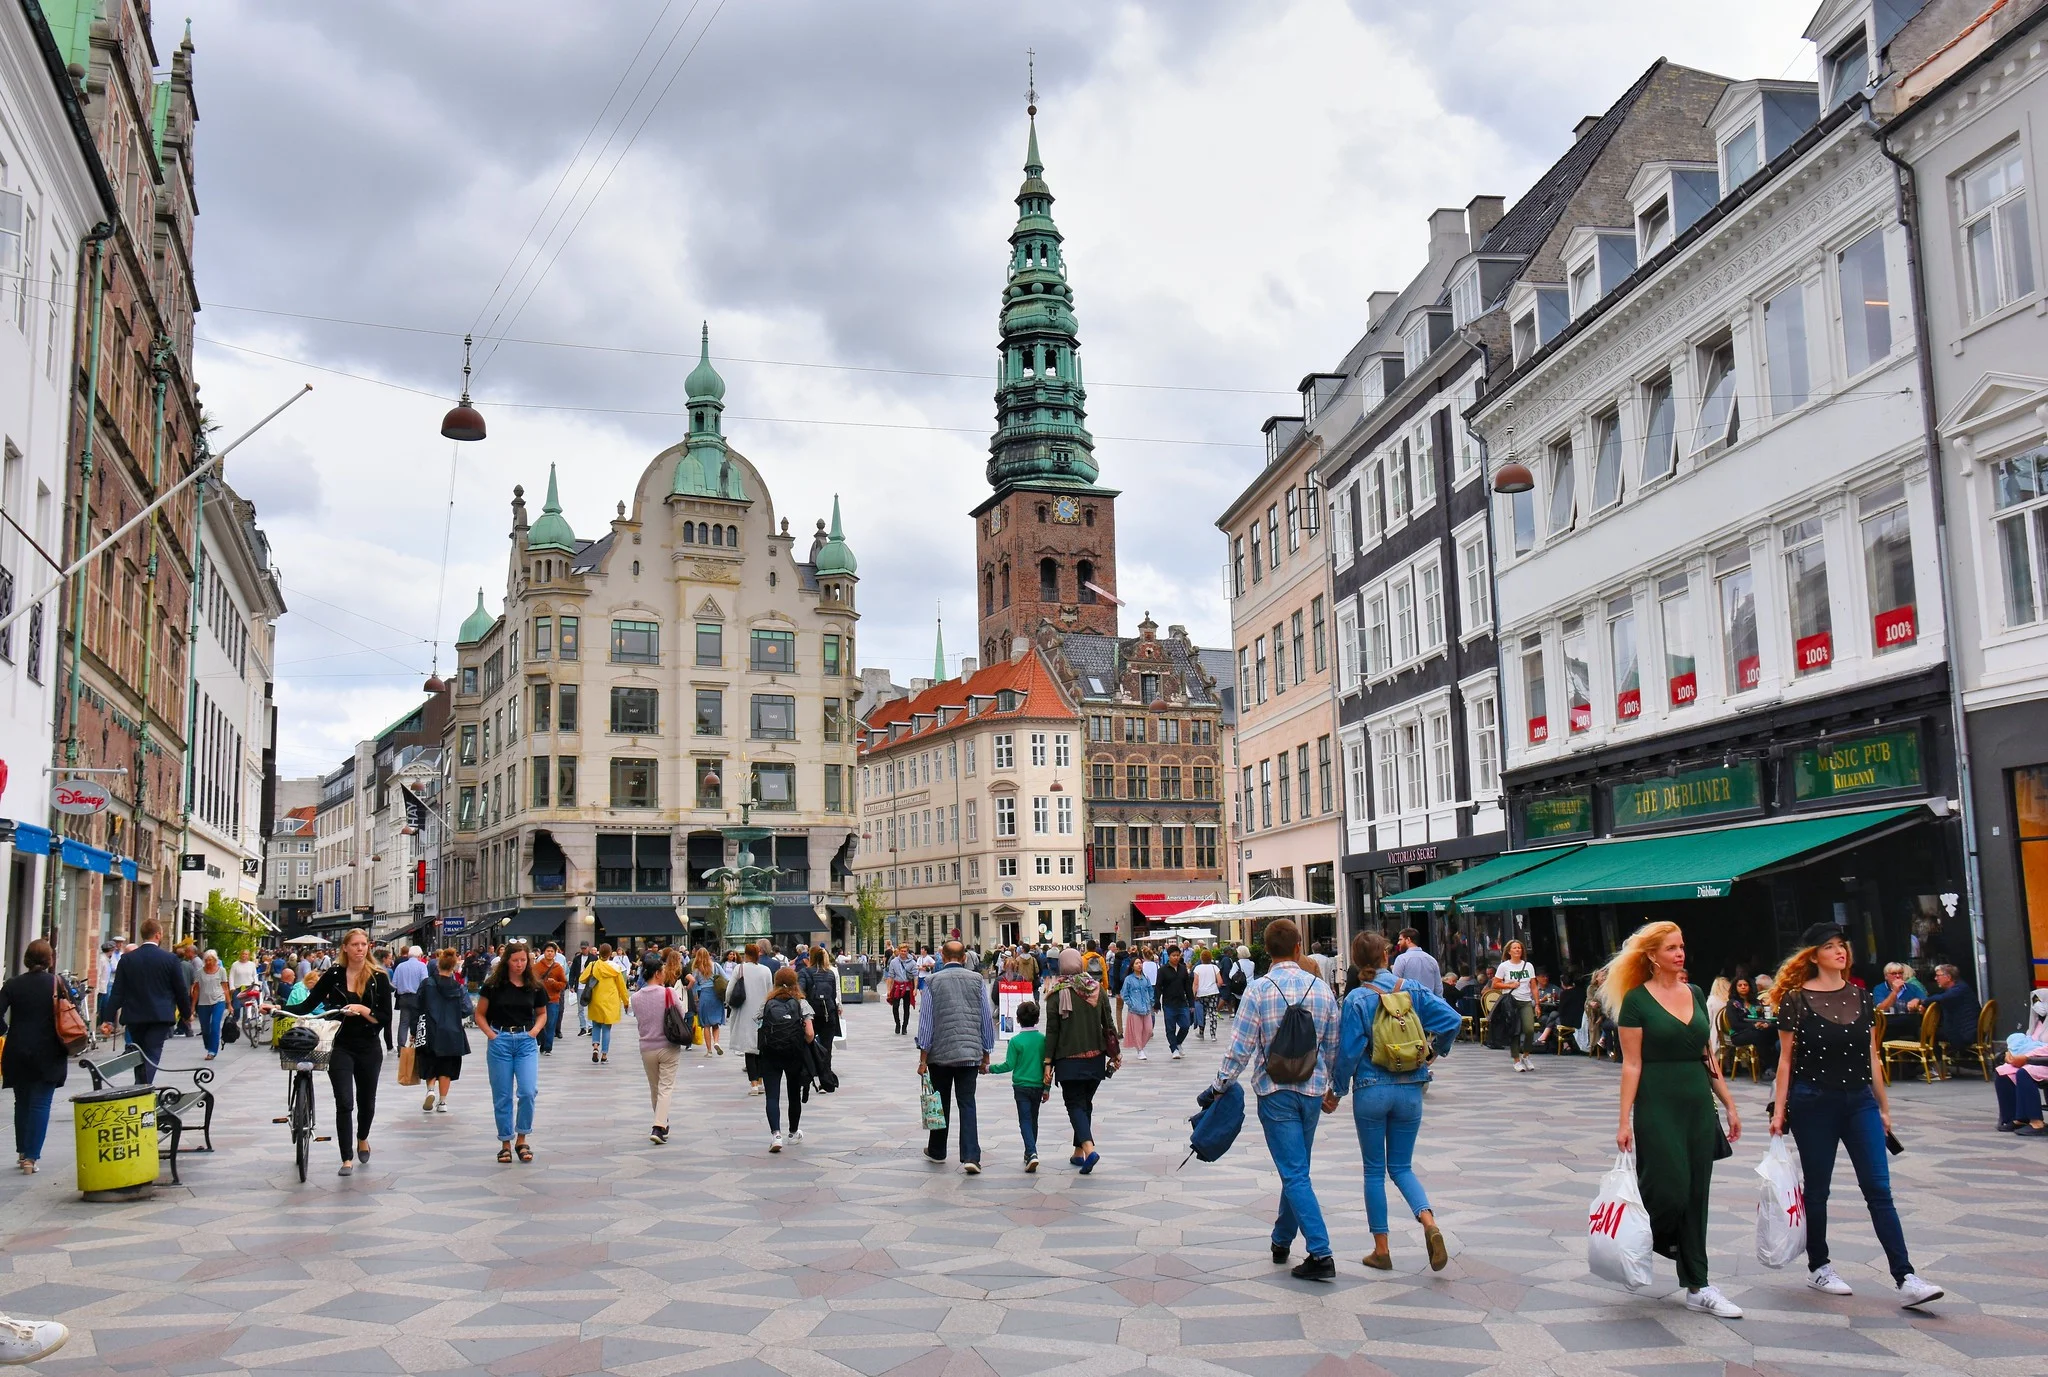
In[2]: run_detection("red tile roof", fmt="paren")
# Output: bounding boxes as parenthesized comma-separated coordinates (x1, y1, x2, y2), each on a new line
(860, 649, 1076, 756)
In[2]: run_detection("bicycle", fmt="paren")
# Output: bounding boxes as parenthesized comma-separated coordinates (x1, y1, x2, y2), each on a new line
(233, 986, 274, 1048)
(273, 1012, 340, 1182)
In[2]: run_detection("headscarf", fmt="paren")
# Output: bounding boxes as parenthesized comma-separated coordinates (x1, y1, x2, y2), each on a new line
(1048, 946, 1100, 1015)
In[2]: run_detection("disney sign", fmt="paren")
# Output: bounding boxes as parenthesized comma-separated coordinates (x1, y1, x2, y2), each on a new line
(52, 778, 112, 815)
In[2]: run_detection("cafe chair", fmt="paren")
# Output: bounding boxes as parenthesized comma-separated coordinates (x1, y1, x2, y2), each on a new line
(1717, 1006, 1759, 1083)
(1881, 1002, 1945, 1084)
(1966, 999, 2000, 1081)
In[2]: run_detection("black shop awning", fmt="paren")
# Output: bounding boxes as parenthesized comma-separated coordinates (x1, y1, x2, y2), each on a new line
(502, 906, 572, 939)
(594, 906, 685, 939)
(770, 903, 821, 935)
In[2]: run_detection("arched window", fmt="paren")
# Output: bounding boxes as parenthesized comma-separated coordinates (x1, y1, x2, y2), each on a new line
(711, 524, 723, 547)
(1000, 562, 1011, 608)
(1036, 505, 1047, 523)
(984, 570, 995, 615)
(728, 525, 739, 546)
(683, 522, 696, 543)
(1084, 507, 1095, 527)
(1076, 560, 1096, 603)
(1039, 558, 1059, 602)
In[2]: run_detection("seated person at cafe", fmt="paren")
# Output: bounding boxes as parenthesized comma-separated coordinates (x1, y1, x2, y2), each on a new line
(1908, 964, 1981, 1065)
(1873, 961, 1929, 1017)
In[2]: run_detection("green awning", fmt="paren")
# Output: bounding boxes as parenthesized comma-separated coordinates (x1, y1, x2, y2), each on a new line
(1457, 806, 1926, 912)
(1379, 846, 1584, 915)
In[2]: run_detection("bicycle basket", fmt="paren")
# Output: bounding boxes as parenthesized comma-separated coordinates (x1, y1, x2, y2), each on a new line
(277, 1018, 338, 1068)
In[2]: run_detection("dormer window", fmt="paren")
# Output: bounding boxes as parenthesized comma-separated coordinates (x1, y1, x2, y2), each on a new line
(1302, 383, 1317, 425)
(1265, 429, 1280, 465)
(1513, 311, 1537, 364)
(1402, 321, 1430, 372)
(1638, 199, 1671, 256)
(1722, 123, 1759, 193)
(1569, 260, 1597, 317)
(1824, 29, 1870, 109)
(1450, 267, 1483, 328)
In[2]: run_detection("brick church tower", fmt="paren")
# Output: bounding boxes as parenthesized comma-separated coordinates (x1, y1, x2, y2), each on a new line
(972, 106, 1119, 668)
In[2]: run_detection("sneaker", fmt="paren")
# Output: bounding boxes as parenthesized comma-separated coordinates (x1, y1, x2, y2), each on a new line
(424, 1092, 438, 1112)
(1809, 1265, 1853, 1296)
(963, 1162, 981, 1175)
(769, 1133, 783, 1153)
(1138, 1051, 1148, 1060)
(1684, 1286, 1743, 1319)
(1897, 1274, 1944, 1308)
(650, 1126, 668, 1144)
(1271, 1243, 1291, 1265)
(1171, 1050, 1183, 1060)
(924, 1150, 948, 1163)
(435, 1099, 449, 1113)
(1290, 1254, 1336, 1282)
(0, 1316, 69, 1365)
(1025, 1155, 1039, 1173)
(789, 1129, 804, 1145)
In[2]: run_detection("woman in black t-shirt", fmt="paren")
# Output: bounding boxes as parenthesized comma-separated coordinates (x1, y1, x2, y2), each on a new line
(1768, 922, 1942, 1308)
(306, 928, 393, 1177)
(475, 941, 548, 1163)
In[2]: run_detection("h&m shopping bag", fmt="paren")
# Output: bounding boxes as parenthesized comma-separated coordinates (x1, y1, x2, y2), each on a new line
(1755, 1135, 1807, 1269)
(1587, 1151, 1656, 1291)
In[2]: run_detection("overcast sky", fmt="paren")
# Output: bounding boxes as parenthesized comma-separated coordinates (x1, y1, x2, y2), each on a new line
(172, 0, 1817, 780)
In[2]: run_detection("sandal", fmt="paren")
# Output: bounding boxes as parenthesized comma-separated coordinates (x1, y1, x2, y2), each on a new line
(515, 1142, 534, 1163)
(498, 1144, 514, 1164)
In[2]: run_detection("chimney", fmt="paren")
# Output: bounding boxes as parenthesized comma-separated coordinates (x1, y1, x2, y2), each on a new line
(1366, 290, 1401, 326)
(960, 657, 979, 676)
(1427, 208, 1468, 263)
(1167, 624, 1187, 640)
(1465, 194, 1505, 243)
(1010, 637, 1030, 663)
(910, 677, 932, 694)
(1573, 114, 1603, 141)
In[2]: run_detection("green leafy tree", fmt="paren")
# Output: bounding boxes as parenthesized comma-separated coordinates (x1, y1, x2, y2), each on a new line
(853, 876, 888, 954)
(197, 889, 266, 962)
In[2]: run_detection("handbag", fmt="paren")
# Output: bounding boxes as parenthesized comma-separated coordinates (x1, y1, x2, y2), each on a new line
(396, 1042, 420, 1085)
(662, 987, 693, 1047)
(919, 1071, 947, 1131)
(52, 973, 90, 1055)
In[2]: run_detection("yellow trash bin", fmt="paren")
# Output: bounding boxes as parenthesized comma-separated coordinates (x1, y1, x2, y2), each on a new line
(72, 1084, 159, 1201)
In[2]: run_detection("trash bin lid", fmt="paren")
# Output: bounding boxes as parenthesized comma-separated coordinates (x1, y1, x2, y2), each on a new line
(70, 1084, 158, 1106)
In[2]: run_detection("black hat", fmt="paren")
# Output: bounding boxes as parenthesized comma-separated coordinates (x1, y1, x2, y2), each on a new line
(1799, 921, 1847, 948)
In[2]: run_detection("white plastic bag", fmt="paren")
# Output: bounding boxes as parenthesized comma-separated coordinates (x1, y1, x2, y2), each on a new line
(1754, 1135, 1807, 1269)
(1587, 1151, 1656, 1291)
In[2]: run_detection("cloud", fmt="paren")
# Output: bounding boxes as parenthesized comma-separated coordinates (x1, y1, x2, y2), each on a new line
(173, 0, 1814, 768)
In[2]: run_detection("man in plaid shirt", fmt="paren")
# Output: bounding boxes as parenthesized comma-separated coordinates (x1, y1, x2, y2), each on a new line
(1206, 918, 1342, 1279)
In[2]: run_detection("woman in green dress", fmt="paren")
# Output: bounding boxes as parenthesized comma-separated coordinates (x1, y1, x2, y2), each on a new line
(1602, 919, 1744, 1319)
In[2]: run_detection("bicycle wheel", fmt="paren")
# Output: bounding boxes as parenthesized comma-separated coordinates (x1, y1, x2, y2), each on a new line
(290, 1072, 313, 1182)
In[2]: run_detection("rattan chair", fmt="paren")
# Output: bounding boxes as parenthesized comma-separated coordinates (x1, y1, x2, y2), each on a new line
(1718, 1006, 1760, 1082)
(1881, 1002, 1945, 1083)
(1967, 999, 2000, 1080)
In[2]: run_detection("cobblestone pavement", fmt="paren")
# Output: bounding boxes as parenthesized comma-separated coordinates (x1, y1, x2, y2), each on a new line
(0, 997, 2039, 1377)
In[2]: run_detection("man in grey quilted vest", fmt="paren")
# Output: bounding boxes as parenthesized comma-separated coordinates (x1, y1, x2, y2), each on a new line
(917, 941, 995, 1174)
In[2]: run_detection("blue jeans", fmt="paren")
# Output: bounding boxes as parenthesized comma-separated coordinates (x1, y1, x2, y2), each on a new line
(487, 1032, 540, 1140)
(199, 1002, 226, 1055)
(591, 1022, 613, 1055)
(11, 1083, 55, 1160)
(1352, 1081, 1430, 1233)
(1258, 1091, 1330, 1259)
(1164, 1004, 1195, 1052)
(1788, 1082, 1914, 1283)
(1014, 1085, 1042, 1159)
(542, 1000, 563, 1053)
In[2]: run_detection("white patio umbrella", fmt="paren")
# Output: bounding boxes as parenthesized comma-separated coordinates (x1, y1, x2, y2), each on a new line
(1218, 894, 1337, 919)
(283, 934, 331, 947)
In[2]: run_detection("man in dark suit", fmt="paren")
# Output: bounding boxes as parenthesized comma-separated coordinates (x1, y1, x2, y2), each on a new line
(99, 918, 193, 1084)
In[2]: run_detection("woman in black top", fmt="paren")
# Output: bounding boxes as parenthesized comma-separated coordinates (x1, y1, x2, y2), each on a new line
(306, 928, 393, 1177)
(1768, 922, 1942, 1308)
(475, 941, 548, 1163)
(0, 940, 70, 1173)
(415, 950, 473, 1114)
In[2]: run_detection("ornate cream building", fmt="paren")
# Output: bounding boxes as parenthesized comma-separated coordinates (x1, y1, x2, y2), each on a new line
(442, 328, 863, 951)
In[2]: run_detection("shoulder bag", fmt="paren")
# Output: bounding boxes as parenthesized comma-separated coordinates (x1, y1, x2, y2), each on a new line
(663, 987, 694, 1047)
(52, 973, 91, 1055)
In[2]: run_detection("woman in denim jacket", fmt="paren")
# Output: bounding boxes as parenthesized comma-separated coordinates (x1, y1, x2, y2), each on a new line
(1328, 929, 1464, 1272)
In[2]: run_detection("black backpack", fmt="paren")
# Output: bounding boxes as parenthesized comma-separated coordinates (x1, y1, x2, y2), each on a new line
(1226, 964, 1248, 1000)
(1263, 979, 1319, 1084)
(760, 995, 806, 1058)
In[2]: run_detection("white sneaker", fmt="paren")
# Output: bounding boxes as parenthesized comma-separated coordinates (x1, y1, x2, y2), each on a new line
(1171, 1050, 1182, 1060)
(0, 1317, 68, 1365)
(769, 1133, 783, 1153)
(423, 1092, 438, 1112)
(1809, 1265, 1853, 1296)
(788, 1129, 804, 1145)
(1897, 1274, 1944, 1308)
(1139, 1050, 1148, 1060)
(1684, 1286, 1743, 1319)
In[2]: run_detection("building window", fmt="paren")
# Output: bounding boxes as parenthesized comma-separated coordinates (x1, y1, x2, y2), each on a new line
(1784, 517, 1834, 676)
(1639, 198, 1672, 256)
(691, 623, 721, 667)
(750, 628, 795, 672)
(1839, 227, 1893, 376)
(1347, 737, 1367, 820)
(1694, 338, 1739, 452)
(1366, 592, 1390, 678)
(609, 758, 657, 809)
(1032, 796, 1049, 835)
(965, 799, 978, 840)
(1522, 636, 1548, 744)
(996, 797, 1016, 837)
(1393, 576, 1417, 663)
(752, 763, 796, 810)
(1762, 280, 1810, 415)
(1277, 752, 1292, 824)
(1030, 732, 1047, 766)
(1091, 760, 1115, 798)
(1470, 696, 1499, 794)
(1296, 743, 1312, 817)
(1718, 547, 1761, 693)
(459, 724, 477, 765)
(1825, 29, 1869, 108)
(1285, 488, 1301, 552)
(1268, 504, 1280, 567)
(558, 757, 578, 805)
(689, 688, 721, 736)
(558, 683, 579, 733)
(1249, 522, 1262, 582)
(1315, 736, 1333, 813)
(749, 693, 796, 739)
(1311, 595, 1326, 671)
(1608, 594, 1641, 721)
(1126, 764, 1148, 800)
(458, 786, 476, 830)
(461, 667, 478, 696)
(1194, 825, 1218, 870)
(611, 619, 659, 663)
(1428, 713, 1453, 804)
(824, 764, 844, 812)
(1420, 562, 1444, 652)
(1960, 146, 2035, 318)
(1658, 573, 1697, 708)
(533, 683, 552, 732)
(1128, 826, 1151, 870)
(1562, 616, 1591, 735)
(533, 616, 552, 657)
(1161, 826, 1185, 869)
(1460, 533, 1489, 634)
(994, 733, 1015, 768)
(1057, 796, 1073, 834)
(1591, 410, 1623, 510)
(1054, 732, 1071, 766)
(1335, 602, 1358, 692)
(1269, 624, 1285, 693)
(1400, 723, 1425, 811)
(1510, 477, 1536, 556)
(532, 756, 550, 807)
(558, 616, 579, 660)
(1859, 481, 1918, 652)
(1094, 824, 1116, 870)
(1259, 759, 1272, 829)
(1033, 855, 1051, 876)
(1231, 537, 1245, 597)
(1641, 375, 1677, 484)
(1996, 450, 2048, 626)
(1160, 764, 1182, 799)
(1254, 635, 1268, 702)
(1723, 122, 1759, 191)
(611, 686, 658, 734)
(1451, 267, 1482, 327)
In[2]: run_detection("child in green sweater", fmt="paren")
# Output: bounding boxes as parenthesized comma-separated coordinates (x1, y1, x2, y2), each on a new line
(988, 1000, 1048, 1172)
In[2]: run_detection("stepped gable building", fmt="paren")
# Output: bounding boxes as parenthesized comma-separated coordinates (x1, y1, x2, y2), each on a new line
(442, 329, 863, 953)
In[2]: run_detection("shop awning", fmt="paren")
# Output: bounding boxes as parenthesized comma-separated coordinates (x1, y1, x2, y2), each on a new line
(501, 907, 572, 940)
(1456, 806, 1926, 912)
(1132, 897, 1213, 921)
(1379, 846, 1584, 915)
(60, 838, 115, 874)
(7, 820, 52, 855)
(593, 907, 684, 939)
(770, 903, 820, 935)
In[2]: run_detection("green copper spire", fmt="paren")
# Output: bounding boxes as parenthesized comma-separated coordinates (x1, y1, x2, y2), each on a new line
(934, 614, 945, 681)
(814, 494, 857, 575)
(456, 588, 495, 645)
(526, 464, 577, 553)
(987, 110, 1097, 491)
(673, 321, 747, 500)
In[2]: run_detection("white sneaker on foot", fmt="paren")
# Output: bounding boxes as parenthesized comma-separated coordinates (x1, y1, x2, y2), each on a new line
(1809, 1265, 1853, 1296)
(1897, 1274, 1944, 1308)
(789, 1129, 804, 1144)
(0, 1317, 69, 1365)
(769, 1133, 783, 1153)
(1684, 1286, 1743, 1319)
(423, 1091, 438, 1112)
(1171, 1049, 1182, 1060)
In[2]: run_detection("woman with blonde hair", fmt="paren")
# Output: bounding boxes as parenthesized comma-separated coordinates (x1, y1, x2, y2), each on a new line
(1603, 920, 1744, 1319)
(690, 947, 726, 1057)
(305, 928, 393, 1177)
(1767, 923, 1942, 1307)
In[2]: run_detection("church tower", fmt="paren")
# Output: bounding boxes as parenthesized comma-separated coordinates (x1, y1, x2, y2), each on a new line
(973, 102, 1118, 668)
